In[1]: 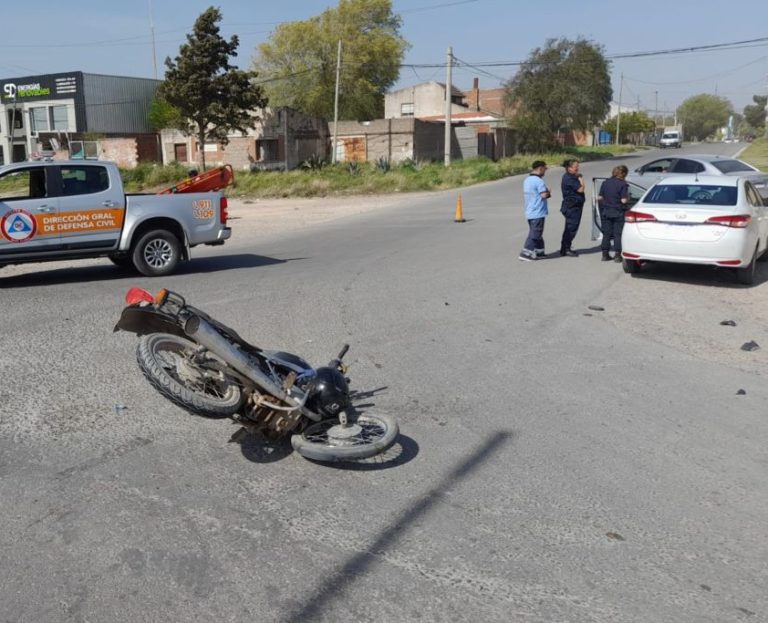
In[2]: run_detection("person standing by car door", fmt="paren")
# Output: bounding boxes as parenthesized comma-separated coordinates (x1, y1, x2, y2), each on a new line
(598, 165, 630, 262)
(519, 161, 551, 261)
(559, 159, 585, 257)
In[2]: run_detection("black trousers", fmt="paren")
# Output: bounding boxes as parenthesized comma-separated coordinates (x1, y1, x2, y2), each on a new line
(601, 214, 625, 252)
(523, 217, 545, 253)
(560, 206, 583, 250)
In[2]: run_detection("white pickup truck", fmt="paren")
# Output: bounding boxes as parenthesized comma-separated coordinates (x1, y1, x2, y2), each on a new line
(0, 160, 231, 276)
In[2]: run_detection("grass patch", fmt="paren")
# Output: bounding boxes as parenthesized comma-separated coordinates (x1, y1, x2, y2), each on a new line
(740, 138, 768, 172)
(118, 144, 640, 198)
(121, 162, 190, 193)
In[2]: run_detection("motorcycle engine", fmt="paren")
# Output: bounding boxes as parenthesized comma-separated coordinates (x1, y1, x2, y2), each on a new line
(242, 390, 303, 439)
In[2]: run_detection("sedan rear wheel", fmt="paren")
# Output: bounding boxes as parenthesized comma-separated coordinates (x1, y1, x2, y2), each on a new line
(622, 258, 642, 274)
(736, 249, 757, 285)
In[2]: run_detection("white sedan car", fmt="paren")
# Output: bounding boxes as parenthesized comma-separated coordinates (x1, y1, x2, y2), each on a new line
(621, 175, 768, 284)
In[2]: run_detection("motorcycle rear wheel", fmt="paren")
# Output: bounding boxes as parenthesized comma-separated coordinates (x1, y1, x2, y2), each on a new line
(291, 414, 399, 462)
(137, 333, 243, 418)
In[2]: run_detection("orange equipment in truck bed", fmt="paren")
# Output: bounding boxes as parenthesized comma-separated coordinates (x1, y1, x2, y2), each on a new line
(158, 164, 235, 194)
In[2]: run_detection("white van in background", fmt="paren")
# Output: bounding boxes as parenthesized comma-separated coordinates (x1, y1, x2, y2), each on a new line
(660, 127, 683, 148)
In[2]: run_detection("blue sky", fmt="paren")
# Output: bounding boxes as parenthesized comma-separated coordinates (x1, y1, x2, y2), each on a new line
(2, 0, 767, 115)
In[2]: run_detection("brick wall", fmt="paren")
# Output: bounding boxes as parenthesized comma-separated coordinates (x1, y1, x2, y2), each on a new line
(100, 138, 138, 168)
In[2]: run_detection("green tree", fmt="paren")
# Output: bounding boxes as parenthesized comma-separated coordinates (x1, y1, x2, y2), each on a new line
(253, 0, 408, 120)
(147, 96, 184, 131)
(505, 38, 612, 151)
(160, 6, 268, 169)
(743, 94, 767, 130)
(677, 94, 732, 141)
(603, 111, 656, 143)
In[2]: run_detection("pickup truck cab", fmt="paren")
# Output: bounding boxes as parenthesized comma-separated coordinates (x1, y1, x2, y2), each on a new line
(0, 160, 231, 276)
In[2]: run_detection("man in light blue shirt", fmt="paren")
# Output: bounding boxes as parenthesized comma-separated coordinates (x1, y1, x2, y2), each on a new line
(519, 160, 551, 261)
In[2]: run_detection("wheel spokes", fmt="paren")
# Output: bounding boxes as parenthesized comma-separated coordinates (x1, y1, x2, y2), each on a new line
(303, 418, 387, 447)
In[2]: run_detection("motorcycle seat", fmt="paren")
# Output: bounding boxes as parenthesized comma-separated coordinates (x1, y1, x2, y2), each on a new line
(263, 350, 313, 374)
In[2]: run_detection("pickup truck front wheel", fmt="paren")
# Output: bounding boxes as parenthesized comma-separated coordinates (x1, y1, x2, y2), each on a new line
(108, 254, 134, 269)
(132, 230, 181, 277)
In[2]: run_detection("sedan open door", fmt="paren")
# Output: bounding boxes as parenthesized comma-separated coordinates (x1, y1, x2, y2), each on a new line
(591, 178, 648, 240)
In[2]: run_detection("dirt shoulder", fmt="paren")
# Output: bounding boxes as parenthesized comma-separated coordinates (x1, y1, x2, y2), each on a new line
(225, 192, 427, 240)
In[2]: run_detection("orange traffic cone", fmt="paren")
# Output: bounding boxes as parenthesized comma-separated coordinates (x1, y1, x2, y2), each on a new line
(454, 193, 466, 223)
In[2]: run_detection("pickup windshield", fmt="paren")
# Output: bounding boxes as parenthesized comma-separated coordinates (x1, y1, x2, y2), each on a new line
(644, 184, 737, 206)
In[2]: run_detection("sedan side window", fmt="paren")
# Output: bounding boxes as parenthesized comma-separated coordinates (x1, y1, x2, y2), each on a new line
(642, 159, 674, 173)
(627, 183, 645, 205)
(671, 159, 705, 174)
(745, 183, 764, 208)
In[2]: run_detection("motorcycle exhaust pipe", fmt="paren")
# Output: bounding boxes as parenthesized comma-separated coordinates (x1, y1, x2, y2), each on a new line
(184, 314, 298, 408)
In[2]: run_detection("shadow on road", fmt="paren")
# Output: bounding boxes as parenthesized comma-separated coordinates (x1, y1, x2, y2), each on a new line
(308, 434, 420, 471)
(0, 253, 303, 288)
(628, 260, 768, 288)
(236, 433, 295, 464)
(280, 430, 515, 623)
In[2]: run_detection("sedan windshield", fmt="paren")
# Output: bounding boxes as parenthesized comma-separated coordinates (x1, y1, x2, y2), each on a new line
(711, 160, 755, 174)
(644, 184, 737, 206)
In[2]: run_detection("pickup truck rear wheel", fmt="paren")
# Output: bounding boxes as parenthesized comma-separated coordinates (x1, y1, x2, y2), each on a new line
(132, 230, 181, 277)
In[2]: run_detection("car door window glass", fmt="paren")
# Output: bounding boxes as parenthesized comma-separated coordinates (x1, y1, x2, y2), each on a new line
(642, 159, 674, 173)
(745, 184, 763, 208)
(671, 159, 705, 174)
(628, 183, 645, 205)
(60, 165, 109, 196)
(0, 168, 47, 201)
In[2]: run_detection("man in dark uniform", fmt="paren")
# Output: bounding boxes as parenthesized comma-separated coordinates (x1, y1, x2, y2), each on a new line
(598, 165, 630, 262)
(559, 159, 585, 257)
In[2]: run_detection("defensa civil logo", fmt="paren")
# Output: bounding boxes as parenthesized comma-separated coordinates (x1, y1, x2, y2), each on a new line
(1, 209, 37, 243)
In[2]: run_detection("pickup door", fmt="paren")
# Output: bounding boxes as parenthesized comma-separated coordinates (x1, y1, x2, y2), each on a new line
(56, 163, 124, 252)
(0, 165, 59, 255)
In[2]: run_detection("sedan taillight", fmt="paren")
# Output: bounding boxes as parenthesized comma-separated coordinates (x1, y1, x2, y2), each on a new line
(705, 214, 751, 228)
(625, 210, 657, 223)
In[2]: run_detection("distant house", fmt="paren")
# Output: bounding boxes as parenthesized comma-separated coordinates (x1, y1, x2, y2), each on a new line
(160, 106, 329, 171)
(384, 81, 468, 119)
(384, 79, 513, 160)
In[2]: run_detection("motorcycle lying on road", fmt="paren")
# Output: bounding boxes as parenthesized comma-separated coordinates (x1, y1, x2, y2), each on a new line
(114, 287, 398, 462)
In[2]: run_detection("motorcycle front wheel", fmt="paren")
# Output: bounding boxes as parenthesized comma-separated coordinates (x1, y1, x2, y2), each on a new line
(291, 414, 399, 462)
(137, 333, 243, 418)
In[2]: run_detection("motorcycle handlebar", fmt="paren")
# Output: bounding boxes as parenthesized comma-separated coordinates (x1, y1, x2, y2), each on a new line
(337, 344, 349, 361)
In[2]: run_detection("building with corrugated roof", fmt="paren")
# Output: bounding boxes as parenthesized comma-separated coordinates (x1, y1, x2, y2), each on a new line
(0, 71, 161, 167)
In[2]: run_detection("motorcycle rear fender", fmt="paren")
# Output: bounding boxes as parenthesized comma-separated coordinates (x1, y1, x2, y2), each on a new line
(113, 306, 186, 339)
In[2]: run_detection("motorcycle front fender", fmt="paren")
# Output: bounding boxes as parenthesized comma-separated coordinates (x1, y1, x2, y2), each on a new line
(113, 306, 186, 339)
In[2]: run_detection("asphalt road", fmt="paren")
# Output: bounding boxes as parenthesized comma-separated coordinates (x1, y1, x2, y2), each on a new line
(1, 142, 766, 623)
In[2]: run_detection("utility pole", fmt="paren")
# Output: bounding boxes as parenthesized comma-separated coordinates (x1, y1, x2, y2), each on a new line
(8, 90, 17, 163)
(654, 90, 659, 143)
(444, 46, 453, 167)
(149, 0, 158, 80)
(331, 39, 342, 164)
(764, 72, 768, 138)
(615, 72, 623, 146)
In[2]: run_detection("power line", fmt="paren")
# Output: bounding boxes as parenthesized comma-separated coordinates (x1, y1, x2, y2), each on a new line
(623, 56, 767, 86)
(400, 0, 480, 14)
